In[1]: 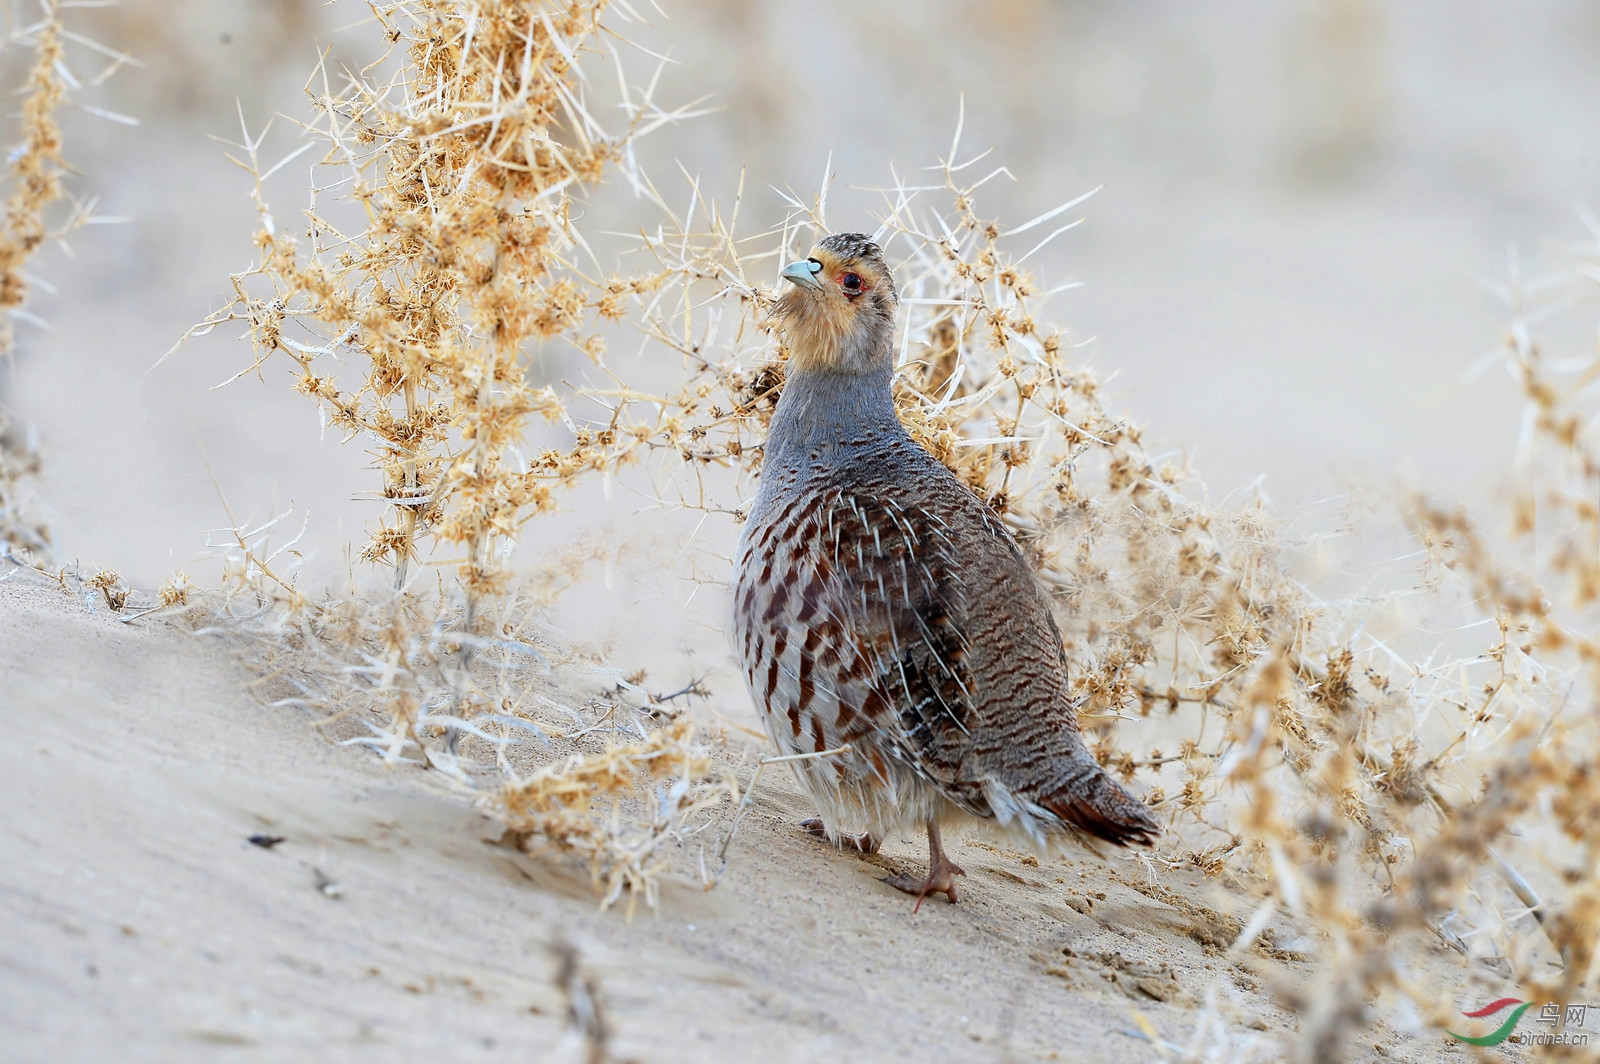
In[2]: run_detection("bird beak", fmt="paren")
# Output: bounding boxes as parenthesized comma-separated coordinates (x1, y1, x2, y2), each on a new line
(780, 259, 825, 291)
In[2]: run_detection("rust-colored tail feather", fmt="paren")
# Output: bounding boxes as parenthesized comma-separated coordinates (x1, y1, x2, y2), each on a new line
(1044, 768, 1161, 847)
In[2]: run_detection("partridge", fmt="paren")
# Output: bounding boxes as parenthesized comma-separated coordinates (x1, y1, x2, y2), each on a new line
(732, 233, 1159, 907)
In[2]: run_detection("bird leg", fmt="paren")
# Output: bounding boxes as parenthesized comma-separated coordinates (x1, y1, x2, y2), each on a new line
(800, 818, 880, 854)
(882, 820, 966, 911)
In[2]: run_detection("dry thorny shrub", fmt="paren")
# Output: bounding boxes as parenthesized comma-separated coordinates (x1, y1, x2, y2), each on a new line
(0, 0, 134, 565)
(160, 2, 1595, 1058)
(164, 0, 741, 916)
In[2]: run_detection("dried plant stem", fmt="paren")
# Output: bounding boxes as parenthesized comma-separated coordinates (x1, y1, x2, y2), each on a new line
(0, 2, 67, 563)
(393, 379, 421, 592)
(0, 2, 65, 353)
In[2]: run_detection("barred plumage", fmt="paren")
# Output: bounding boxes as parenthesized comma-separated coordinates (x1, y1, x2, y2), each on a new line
(733, 234, 1158, 905)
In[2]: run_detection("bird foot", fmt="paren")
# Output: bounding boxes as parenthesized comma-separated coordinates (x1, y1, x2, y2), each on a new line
(799, 818, 880, 854)
(881, 856, 967, 912)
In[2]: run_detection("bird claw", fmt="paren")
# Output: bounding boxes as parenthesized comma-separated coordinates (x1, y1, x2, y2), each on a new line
(881, 858, 966, 912)
(800, 818, 879, 854)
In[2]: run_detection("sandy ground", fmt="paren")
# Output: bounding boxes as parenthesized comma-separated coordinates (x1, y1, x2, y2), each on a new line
(1, 577, 1492, 1064)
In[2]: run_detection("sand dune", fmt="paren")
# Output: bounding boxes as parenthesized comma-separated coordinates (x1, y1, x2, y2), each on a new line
(3, 577, 1480, 1062)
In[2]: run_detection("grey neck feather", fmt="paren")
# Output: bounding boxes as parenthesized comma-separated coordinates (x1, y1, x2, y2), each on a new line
(759, 365, 906, 491)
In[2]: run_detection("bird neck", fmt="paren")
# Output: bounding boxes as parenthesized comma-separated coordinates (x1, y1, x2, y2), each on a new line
(762, 364, 904, 478)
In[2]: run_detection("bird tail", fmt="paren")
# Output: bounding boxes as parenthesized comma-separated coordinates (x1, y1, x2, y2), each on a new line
(1041, 763, 1161, 847)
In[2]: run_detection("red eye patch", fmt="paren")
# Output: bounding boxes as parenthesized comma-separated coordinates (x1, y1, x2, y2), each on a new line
(836, 271, 866, 298)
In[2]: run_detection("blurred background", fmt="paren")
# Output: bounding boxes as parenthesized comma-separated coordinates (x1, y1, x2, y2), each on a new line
(6, 0, 1598, 596)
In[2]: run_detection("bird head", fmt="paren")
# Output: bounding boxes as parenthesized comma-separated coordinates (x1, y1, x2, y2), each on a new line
(773, 232, 898, 374)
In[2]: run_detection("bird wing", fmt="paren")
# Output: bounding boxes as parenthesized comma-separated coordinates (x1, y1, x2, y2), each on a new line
(819, 483, 1000, 815)
(822, 466, 1160, 847)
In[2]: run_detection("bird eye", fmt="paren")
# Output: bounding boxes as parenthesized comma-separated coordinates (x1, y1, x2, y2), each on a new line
(840, 272, 862, 292)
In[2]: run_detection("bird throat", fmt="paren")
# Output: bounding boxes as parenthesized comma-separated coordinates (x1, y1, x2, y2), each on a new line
(776, 287, 895, 376)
